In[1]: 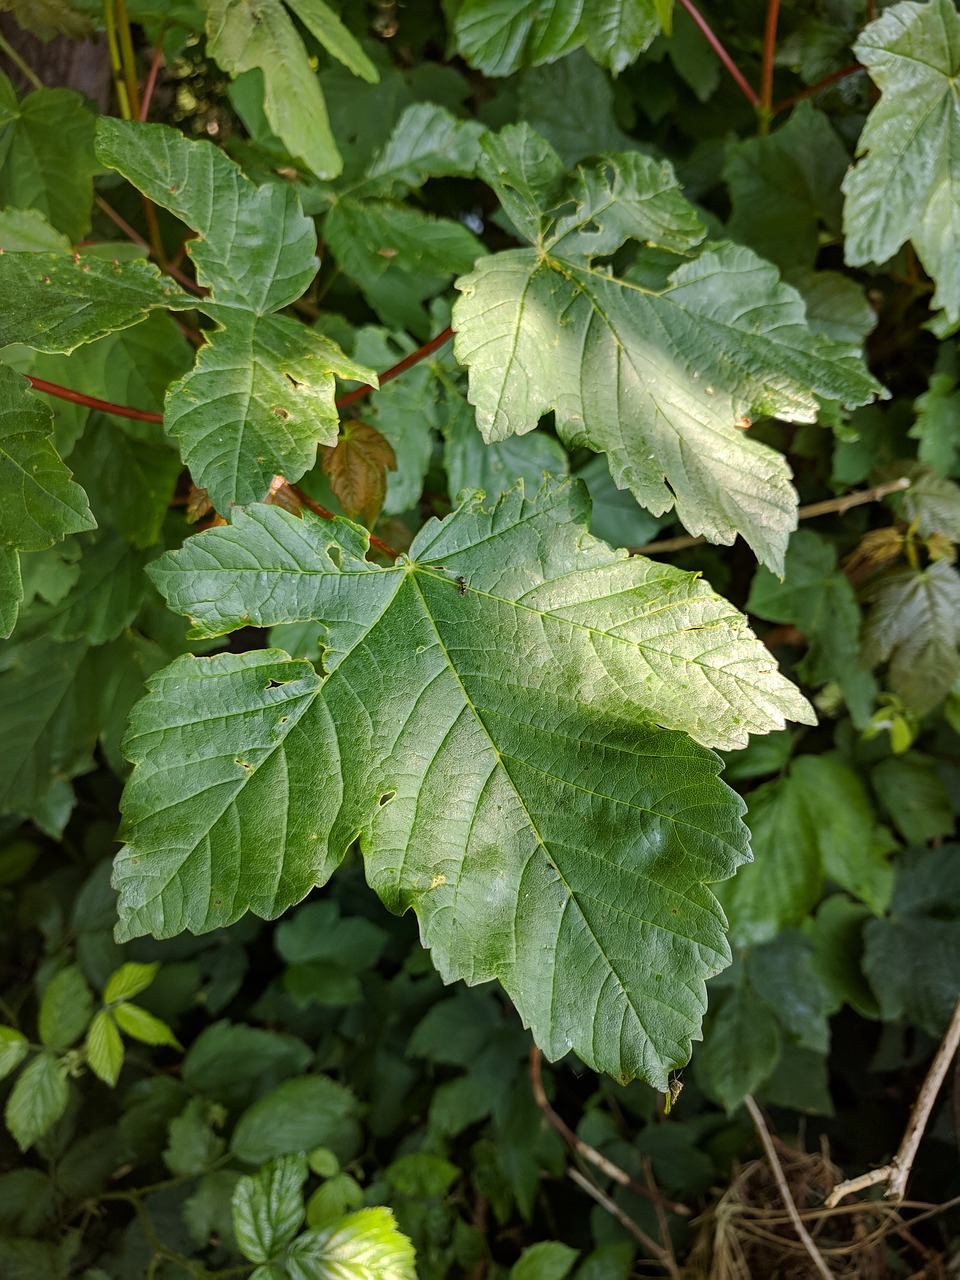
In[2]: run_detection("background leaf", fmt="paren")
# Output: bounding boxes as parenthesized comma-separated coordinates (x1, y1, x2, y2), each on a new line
(232, 1153, 307, 1263)
(4, 1052, 68, 1150)
(844, 0, 960, 323)
(0, 74, 97, 241)
(285, 1207, 416, 1280)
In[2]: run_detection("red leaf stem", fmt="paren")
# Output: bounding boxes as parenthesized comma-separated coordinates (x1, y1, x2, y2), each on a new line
(760, 0, 780, 115)
(675, 0, 759, 106)
(140, 39, 165, 121)
(26, 376, 164, 423)
(335, 325, 454, 410)
(288, 483, 400, 560)
(771, 63, 863, 114)
(94, 194, 206, 297)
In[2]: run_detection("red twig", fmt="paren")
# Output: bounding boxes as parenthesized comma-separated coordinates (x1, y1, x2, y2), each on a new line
(95, 194, 148, 250)
(289, 483, 400, 560)
(94, 194, 205, 296)
(675, 0, 759, 106)
(772, 62, 862, 114)
(27, 376, 164, 423)
(139, 38, 165, 121)
(27, 327, 457, 432)
(760, 0, 780, 116)
(336, 325, 454, 410)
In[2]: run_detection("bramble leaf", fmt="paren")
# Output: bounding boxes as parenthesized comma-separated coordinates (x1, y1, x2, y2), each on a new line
(716, 753, 894, 946)
(85, 1010, 124, 1086)
(232, 1153, 307, 1264)
(4, 1052, 68, 1150)
(285, 1207, 415, 1280)
(843, 0, 960, 323)
(724, 102, 848, 271)
(0, 1026, 29, 1081)
(863, 846, 960, 1037)
(747, 530, 876, 725)
(38, 965, 92, 1053)
(861, 560, 960, 712)
(454, 126, 882, 572)
(116, 480, 814, 1085)
(103, 961, 159, 1005)
(113, 1002, 182, 1048)
(695, 984, 781, 1113)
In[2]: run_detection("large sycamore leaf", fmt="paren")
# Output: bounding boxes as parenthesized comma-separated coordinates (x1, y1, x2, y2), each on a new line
(0, 367, 95, 635)
(843, 0, 960, 324)
(91, 120, 375, 511)
(117, 480, 816, 1085)
(453, 126, 882, 573)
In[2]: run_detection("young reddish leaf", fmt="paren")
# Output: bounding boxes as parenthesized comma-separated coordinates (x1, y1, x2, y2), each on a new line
(321, 422, 397, 524)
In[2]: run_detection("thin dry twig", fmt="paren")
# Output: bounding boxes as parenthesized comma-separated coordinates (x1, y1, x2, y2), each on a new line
(567, 1168, 682, 1278)
(529, 1045, 691, 1216)
(630, 476, 912, 556)
(744, 1095, 834, 1280)
(827, 995, 960, 1208)
(641, 1154, 681, 1274)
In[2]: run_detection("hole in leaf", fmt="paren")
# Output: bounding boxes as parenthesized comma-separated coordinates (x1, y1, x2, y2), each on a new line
(327, 545, 342, 569)
(235, 759, 252, 771)
(378, 790, 397, 808)
(284, 372, 303, 389)
(265, 678, 285, 689)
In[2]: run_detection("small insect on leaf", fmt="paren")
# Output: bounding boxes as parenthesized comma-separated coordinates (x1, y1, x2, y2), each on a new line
(457, 576, 467, 595)
(665, 1075, 683, 1114)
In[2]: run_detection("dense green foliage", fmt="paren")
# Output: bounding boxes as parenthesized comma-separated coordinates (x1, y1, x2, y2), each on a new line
(0, 0, 958, 1274)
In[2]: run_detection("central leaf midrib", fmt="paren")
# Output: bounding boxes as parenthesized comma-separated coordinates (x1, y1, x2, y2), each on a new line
(407, 572, 654, 1049)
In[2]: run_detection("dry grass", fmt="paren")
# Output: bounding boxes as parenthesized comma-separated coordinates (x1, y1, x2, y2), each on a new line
(685, 1136, 956, 1279)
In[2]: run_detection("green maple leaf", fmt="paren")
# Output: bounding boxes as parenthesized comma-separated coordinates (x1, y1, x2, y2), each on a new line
(87, 120, 373, 511)
(843, 0, 960, 324)
(0, 253, 194, 354)
(0, 124, 375, 513)
(117, 479, 814, 1085)
(453, 126, 882, 573)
